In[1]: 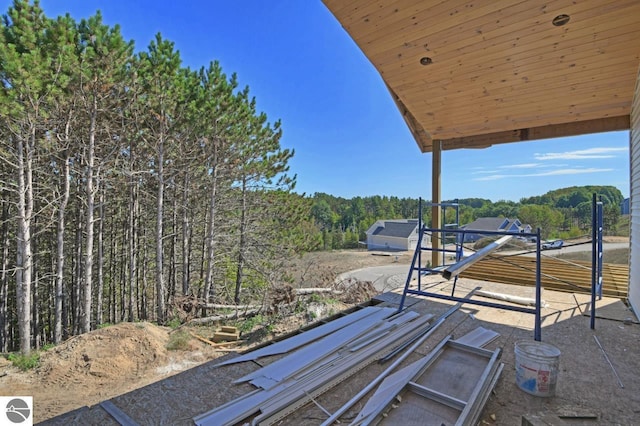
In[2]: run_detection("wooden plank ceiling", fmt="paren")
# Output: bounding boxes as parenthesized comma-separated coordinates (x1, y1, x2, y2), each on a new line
(322, 0, 640, 152)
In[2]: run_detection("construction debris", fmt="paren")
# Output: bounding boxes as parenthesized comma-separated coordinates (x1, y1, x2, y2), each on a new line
(593, 335, 624, 388)
(453, 326, 500, 348)
(442, 235, 513, 280)
(212, 326, 240, 343)
(475, 290, 546, 307)
(522, 411, 599, 425)
(193, 307, 435, 425)
(349, 335, 503, 425)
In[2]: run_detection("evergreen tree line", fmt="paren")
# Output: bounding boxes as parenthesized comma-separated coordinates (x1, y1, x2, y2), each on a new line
(309, 185, 624, 249)
(0, 1, 315, 354)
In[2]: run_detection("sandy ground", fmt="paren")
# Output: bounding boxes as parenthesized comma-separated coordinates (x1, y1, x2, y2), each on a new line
(0, 323, 225, 422)
(0, 250, 397, 423)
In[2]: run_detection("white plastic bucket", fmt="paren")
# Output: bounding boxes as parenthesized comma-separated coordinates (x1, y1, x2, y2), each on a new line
(514, 341, 561, 397)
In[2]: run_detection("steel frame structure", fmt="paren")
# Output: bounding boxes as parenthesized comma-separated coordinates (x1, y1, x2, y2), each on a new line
(398, 199, 544, 341)
(590, 193, 604, 329)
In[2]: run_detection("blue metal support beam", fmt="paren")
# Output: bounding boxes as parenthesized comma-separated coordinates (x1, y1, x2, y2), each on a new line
(398, 200, 543, 341)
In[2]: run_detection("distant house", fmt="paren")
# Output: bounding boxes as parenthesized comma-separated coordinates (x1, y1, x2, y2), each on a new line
(459, 217, 531, 243)
(366, 219, 425, 251)
(621, 198, 630, 215)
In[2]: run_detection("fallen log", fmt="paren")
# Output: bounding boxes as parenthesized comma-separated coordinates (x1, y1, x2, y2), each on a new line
(295, 288, 343, 295)
(188, 308, 259, 325)
(196, 303, 261, 310)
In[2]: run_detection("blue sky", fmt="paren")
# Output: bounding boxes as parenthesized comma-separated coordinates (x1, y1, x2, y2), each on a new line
(3, 0, 630, 202)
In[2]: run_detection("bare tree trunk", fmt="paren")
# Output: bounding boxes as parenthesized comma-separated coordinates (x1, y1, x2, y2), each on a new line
(16, 132, 34, 354)
(96, 178, 104, 326)
(203, 166, 218, 304)
(72, 195, 83, 336)
(32, 215, 39, 349)
(54, 150, 70, 343)
(234, 178, 247, 305)
(169, 194, 177, 300)
(181, 173, 190, 295)
(141, 226, 149, 320)
(128, 175, 137, 322)
(0, 195, 10, 352)
(118, 213, 125, 321)
(109, 217, 116, 324)
(199, 205, 207, 288)
(156, 139, 166, 323)
(82, 102, 97, 333)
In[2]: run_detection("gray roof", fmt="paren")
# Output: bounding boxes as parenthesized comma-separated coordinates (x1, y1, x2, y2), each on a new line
(462, 217, 511, 231)
(371, 220, 418, 238)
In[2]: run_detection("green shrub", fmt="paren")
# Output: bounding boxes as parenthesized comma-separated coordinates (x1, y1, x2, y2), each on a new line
(7, 352, 40, 371)
(166, 317, 182, 330)
(166, 331, 191, 351)
(238, 315, 265, 334)
(307, 293, 325, 304)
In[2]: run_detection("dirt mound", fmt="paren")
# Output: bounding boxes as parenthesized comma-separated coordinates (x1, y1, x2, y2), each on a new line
(38, 322, 169, 384)
(0, 322, 204, 422)
(336, 279, 379, 304)
(0, 250, 409, 423)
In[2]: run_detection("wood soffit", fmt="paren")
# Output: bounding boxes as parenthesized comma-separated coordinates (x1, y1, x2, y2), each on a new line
(322, 0, 640, 152)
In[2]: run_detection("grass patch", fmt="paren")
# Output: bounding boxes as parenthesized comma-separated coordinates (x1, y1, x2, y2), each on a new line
(556, 248, 629, 265)
(7, 352, 40, 371)
(238, 314, 266, 334)
(166, 330, 191, 351)
(166, 317, 182, 330)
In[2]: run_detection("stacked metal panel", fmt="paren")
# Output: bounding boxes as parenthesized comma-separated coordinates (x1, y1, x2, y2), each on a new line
(194, 307, 434, 426)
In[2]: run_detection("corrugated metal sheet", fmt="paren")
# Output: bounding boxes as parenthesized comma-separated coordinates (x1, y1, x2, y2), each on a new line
(193, 309, 435, 426)
(214, 306, 390, 367)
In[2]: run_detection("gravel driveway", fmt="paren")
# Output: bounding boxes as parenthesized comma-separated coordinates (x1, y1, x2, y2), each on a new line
(337, 264, 412, 292)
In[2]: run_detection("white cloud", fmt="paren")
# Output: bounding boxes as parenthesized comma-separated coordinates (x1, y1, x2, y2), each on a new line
(474, 174, 508, 181)
(499, 163, 540, 169)
(473, 167, 613, 181)
(534, 147, 627, 161)
(472, 169, 499, 175)
(531, 168, 613, 176)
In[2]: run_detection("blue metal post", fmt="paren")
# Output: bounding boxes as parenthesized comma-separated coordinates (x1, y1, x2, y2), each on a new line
(590, 193, 597, 330)
(418, 198, 422, 291)
(535, 227, 542, 341)
(597, 200, 604, 299)
(455, 200, 461, 261)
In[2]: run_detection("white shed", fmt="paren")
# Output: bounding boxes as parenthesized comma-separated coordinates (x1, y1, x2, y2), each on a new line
(365, 219, 424, 251)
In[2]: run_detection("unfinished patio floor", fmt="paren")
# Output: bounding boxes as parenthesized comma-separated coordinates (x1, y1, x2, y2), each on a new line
(41, 276, 640, 425)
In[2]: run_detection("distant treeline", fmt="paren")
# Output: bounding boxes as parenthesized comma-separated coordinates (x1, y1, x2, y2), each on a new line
(309, 185, 624, 249)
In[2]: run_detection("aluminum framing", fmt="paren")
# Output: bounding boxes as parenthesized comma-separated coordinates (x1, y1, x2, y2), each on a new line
(349, 336, 503, 426)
